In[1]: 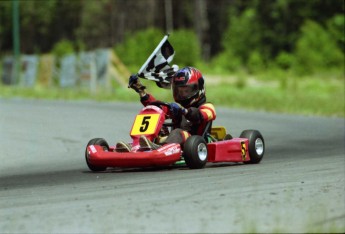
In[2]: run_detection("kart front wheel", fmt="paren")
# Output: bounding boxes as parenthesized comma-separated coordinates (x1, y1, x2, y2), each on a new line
(85, 138, 108, 172)
(183, 136, 208, 169)
(240, 130, 265, 164)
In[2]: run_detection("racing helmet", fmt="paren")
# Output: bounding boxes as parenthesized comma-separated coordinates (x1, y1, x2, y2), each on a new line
(172, 67, 206, 107)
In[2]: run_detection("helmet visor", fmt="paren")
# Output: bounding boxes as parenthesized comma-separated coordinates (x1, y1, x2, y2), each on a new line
(173, 84, 198, 101)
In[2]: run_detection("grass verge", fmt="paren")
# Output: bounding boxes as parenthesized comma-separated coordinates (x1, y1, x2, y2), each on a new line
(0, 75, 344, 117)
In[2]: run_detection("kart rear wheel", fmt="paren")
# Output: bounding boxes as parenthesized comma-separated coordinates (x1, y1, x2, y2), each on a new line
(85, 138, 109, 172)
(183, 135, 208, 169)
(240, 130, 265, 164)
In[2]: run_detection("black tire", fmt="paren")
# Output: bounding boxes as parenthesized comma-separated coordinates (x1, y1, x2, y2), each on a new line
(85, 138, 109, 171)
(240, 130, 265, 164)
(183, 135, 208, 169)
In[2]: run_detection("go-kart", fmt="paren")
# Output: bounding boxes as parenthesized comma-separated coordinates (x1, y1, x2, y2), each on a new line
(85, 101, 265, 171)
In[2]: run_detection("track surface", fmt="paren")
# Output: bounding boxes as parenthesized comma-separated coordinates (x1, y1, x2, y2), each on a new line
(0, 99, 344, 233)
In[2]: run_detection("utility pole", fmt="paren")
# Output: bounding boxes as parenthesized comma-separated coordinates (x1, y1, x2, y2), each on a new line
(164, 0, 173, 34)
(194, 0, 210, 61)
(12, 0, 20, 84)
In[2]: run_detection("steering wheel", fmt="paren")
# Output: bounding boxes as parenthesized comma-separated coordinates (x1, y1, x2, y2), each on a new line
(147, 101, 174, 127)
(147, 101, 171, 109)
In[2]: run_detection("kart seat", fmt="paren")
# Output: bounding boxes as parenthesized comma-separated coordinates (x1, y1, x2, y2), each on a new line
(210, 126, 227, 140)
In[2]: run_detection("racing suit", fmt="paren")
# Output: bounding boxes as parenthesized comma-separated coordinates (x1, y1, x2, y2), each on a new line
(140, 93, 216, 146)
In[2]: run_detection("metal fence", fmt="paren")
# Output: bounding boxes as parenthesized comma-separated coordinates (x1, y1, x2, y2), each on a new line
(1, 49, 129, 93)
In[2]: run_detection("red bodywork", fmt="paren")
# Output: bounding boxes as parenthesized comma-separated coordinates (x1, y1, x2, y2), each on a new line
(86, 105, 251, 169)
(87, 144, 182, 168)
(208, 138, 250, 163)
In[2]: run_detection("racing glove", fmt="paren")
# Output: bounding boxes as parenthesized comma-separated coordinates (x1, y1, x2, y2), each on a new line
(128, 74, 146, 93)
(169, 102, 188, 119)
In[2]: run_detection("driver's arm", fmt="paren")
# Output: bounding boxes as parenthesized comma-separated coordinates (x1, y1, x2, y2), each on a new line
(185, 103, 216, 124)
(140, 93, 156, 106)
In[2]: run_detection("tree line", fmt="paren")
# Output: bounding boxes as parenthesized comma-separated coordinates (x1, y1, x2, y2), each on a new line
(0, 0, 343, 74)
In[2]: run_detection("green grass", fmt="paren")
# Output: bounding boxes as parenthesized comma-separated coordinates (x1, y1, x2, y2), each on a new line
(0, 74, 344, 117)
(207, 82, 344, 117)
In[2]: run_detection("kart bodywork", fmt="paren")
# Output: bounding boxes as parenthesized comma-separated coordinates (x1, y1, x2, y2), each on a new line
(85, 103, 265, 171)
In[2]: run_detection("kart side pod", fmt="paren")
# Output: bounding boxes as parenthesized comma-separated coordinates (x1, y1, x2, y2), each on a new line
(207, 138, 250, 163)
(207, 129, 265, 164)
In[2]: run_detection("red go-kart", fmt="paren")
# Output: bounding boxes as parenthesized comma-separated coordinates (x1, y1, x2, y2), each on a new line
(85, 101, 265, 171)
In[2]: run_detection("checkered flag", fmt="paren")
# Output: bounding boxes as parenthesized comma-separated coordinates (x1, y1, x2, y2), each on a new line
(137, 35, 178, 84)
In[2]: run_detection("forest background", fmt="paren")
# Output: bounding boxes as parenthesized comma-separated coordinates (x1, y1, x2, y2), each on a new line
(0, 0, 344, 117)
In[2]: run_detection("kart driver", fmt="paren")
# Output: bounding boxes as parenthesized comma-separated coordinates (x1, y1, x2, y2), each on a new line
(116, 66, 217, 152)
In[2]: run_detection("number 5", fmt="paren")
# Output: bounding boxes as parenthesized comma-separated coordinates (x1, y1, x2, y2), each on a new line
(140, 116, 151, 132)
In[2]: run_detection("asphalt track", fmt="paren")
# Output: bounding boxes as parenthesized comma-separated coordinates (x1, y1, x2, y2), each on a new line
(0, 99, 344, 233)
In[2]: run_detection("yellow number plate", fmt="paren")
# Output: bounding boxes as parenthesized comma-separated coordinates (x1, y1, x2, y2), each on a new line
(131, 114, 160, 136)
